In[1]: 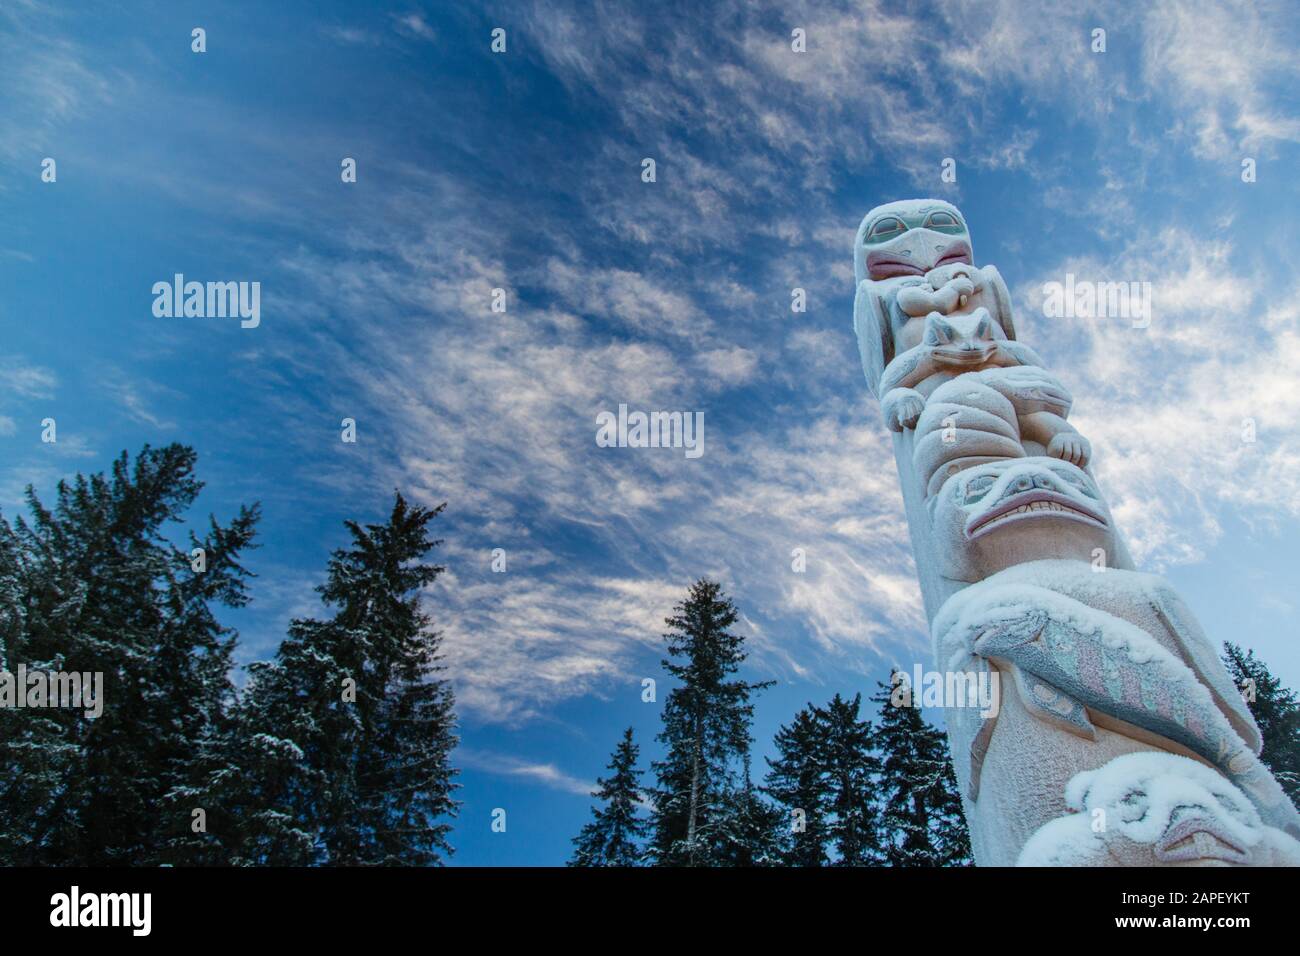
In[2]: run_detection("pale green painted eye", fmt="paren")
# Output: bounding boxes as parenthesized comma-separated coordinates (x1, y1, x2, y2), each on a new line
(1053, 468, 1097, 498)
(963, 474, 994, 504)
(867, 217, 906, 241)
(924, 211, 963, 232)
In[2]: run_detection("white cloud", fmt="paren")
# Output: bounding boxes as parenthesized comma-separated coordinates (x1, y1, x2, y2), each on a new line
(394, 13, 435, 41)
(1018, 228, 1300, 566)
(1142, 0, 1300, 158)
(0, 2, 120, 165)
(0, 358, 56, 399)
(696, 347, 759, 387)
(458, 748, 595, 796)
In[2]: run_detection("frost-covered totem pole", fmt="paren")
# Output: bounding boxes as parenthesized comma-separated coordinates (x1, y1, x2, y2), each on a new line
(851, 199, 1300, 866)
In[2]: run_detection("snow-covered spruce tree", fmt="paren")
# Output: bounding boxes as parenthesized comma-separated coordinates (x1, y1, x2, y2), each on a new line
(714, 754, 784, 866)
(184, 624, 337, 865)
(570, 727, 649, 866)
(871, 677, 971, 866)
(0, 445, 258, 866)
(765, 705, 831, 866)
(650, 579, 773, 866)
(818, 692, 884, 866)
(221, 494, 459, 865)
(1223, 643, 1300, 808)
(764, 693, 883, 866)
(0, 515, 64, 867)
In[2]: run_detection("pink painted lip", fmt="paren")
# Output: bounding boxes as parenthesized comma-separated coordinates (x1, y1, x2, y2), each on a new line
(934, 242, 973, 269)
(866, 252, 926, 279)
(966, 489, 1107, 539)
(868, 240, 973, 280)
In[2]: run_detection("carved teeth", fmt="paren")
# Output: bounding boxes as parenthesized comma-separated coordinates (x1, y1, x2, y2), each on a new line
(973, 498, 1097, 535)
(1000, 501, 1069, 517)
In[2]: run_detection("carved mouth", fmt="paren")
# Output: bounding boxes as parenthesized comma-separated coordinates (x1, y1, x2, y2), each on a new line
(966, 490, 1108, 539)
(933, 346, 994, 365)
(934, 241, 973, 269)
(866, 253, 926, 279)
(869, 238, 974, 280)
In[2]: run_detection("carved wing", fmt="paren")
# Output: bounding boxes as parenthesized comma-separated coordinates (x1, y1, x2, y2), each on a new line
(852, 280, 894, 397)
(1147, 584, 1264, 754)
(978, 264, 1016, 341)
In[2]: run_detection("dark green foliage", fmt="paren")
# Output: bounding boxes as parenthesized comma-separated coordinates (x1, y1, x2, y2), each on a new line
(1223, 642, 1300, 809)
(570, 727, 648, 866)
(764, 692, 883, 866)
(649, 579, 773, 866)
(713, 755, 785, 866)
(765, 705, 831, 865)
(214, 494, 459, 865)
(0, 445, 257, 865)
(0, 448, 459, 867)
(871, 676, 971, 866)
(818, 692, 884, 865)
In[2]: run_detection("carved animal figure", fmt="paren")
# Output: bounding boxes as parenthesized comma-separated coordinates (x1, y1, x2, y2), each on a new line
(1018, 752, 1300, 867)
(852, 199, 1010, 397)
(852, 200, 1089, 473)
(926, 457, 1300, 861)
(912, 364, 1091, 497)
(936, 574, 1298, 837)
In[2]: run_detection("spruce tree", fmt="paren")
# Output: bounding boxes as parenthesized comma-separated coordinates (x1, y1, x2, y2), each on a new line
(570, 727, 648, 866)
(872, 676, 971, 866)
(0, 445, 258, 866)
(0, 516, 67, 865)
(1223, 643, 1300, 808)
(715, 755, 784, 866)
(765, 705, 831, 866)
(214, 494, 459, 865)
(650, 579, 773, 866)
(764, 693, 883, 866)
(819, 692, 883, 865)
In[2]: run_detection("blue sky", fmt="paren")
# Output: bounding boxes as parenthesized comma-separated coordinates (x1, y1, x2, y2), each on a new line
(3, 0, 1299, 865)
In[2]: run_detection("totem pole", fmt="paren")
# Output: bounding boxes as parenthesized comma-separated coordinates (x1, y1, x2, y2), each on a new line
(851, 199, 1300, 866)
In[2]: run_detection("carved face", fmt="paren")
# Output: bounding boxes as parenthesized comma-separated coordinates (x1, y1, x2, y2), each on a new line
(856, 199, 972, 282)
(932, 458, 1117, 581)
(919, 308, 1005, 367)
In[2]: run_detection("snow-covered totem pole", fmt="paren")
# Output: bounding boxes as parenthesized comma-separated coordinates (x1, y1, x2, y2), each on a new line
(851, 199, 1300, 866)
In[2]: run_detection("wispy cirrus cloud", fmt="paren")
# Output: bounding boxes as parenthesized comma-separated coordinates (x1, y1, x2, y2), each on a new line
(1143, 0, 1300, 159)
(1017, 228, 1300, 567)
(458, 749, 596, 796)
(6, 0, 1300, 730)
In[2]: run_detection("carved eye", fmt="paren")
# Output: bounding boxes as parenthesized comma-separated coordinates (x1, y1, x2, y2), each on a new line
(867, 217, 906, 241)
(924, 211, 962, 231)
(1053, 468, 1097, 498)
(963, 474, 995, 504)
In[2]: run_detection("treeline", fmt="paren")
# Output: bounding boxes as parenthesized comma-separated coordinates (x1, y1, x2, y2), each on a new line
(572, 581, 1300, 866)
(571, 579, 969, 866)
(0, 444, 458, 866)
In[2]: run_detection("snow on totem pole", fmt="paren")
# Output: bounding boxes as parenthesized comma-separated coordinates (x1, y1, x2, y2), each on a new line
(851, 199, 1300, 866)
